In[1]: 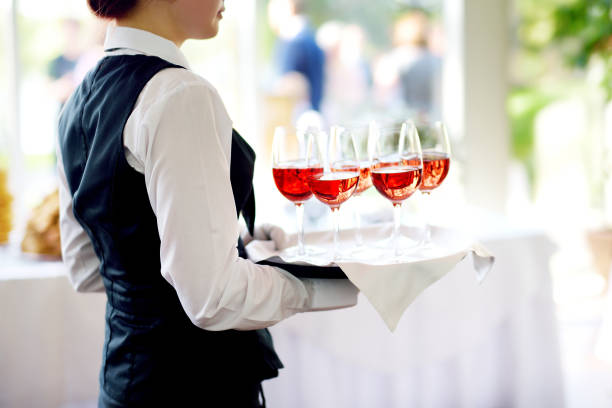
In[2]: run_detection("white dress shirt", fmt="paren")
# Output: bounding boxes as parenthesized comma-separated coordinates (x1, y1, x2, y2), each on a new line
(57, 25, 357, 331)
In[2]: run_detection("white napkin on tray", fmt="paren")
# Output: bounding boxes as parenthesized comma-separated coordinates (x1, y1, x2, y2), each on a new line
(246, 224, 494, 331)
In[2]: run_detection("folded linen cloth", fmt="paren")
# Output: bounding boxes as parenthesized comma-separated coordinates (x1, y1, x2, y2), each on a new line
(246, 224, 494, 331)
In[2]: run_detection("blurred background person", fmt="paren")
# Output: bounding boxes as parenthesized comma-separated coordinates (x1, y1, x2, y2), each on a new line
(317, 21, 372, 125)
(395, 10, 442, 120)
(263, 0, 328, 231)
(372, 9, 442, 121)
(268, 0, 325, 116)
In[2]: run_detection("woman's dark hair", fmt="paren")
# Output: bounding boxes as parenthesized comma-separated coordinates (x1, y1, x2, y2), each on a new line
(87, 0, 138, 19)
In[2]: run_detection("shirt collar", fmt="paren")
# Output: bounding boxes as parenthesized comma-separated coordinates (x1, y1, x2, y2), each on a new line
(104, 25, 190, 69)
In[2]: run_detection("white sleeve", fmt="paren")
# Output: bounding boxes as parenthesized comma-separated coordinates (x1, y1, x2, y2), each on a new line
(56, 144, 105, 293)
(141, 82, 313, 331)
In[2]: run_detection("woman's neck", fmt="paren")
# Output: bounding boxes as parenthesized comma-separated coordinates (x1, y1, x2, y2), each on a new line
(116, 3, 185, 47)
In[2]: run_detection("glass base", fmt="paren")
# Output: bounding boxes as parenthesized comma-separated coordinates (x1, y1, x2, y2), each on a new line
(417, 223, 442, 255)
(415, 237, 443, 257)
(374, 233, 421, 254)
(336, 243, 380, 262)
(324, 246, 362, 263)
(278, 245, 326, 262)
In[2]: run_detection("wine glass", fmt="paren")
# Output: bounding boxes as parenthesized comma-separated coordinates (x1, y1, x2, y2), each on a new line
(272, 125, 323, 259)
(371, 121, 423, 257)
(415, 121, 451, 248)
(307, 127, 360, 260)
(329, 123, 375, 248)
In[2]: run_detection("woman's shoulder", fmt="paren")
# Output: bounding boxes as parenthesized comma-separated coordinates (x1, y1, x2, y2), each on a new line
(141, 67, 221, 106)
(132, 65, 232, 130)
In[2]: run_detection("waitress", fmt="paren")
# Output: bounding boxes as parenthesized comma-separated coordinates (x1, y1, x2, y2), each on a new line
(57, 1, 357, 407)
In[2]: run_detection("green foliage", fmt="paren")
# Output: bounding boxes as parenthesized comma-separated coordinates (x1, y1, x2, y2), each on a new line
(518, 0, 612, 98)
(552, 1, 612, 66)
(552, 0, 612, 99)
(507, 88, 559, 193)
(510, 0, 612, 200)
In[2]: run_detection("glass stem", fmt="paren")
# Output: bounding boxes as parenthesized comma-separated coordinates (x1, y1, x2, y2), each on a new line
(393, 203, 402, 257)
(332, 207, 340, 260)
(355, 196, 363, 247)
(295, 203, 305, 256)
(422, 192, 432, 245)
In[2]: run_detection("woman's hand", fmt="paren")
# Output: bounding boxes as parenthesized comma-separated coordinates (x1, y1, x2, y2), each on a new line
(242, 223, 289, 250)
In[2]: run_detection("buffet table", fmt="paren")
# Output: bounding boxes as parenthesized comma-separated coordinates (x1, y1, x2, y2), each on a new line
(0, 214, 564, 407)
(0, 246, 106, 408)
(263, 220, 565, 407)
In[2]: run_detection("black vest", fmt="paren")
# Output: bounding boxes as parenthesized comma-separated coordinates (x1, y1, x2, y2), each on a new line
(58, 55, 281, 406)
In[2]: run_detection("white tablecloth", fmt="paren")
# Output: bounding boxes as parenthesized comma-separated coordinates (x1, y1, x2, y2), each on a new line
(263, 231, 565, 408)
(0, 246, 106, 408)
(0, 221, 564, 407)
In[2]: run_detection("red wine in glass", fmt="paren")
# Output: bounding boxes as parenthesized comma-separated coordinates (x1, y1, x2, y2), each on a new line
(273, 161, 324, 203)
(272, 126, 324, 259)
(331, 160, 372, 195)
(371, 165, 422, 204)
(308, 171, 360, 208)
(356, 166, 373, 194)
(375, 154, 401, 169)
(419, 151, 450, 192)
(413, 122, 452, 249)
(331, 124, 375, 249)
(372, 121, 423, 257)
